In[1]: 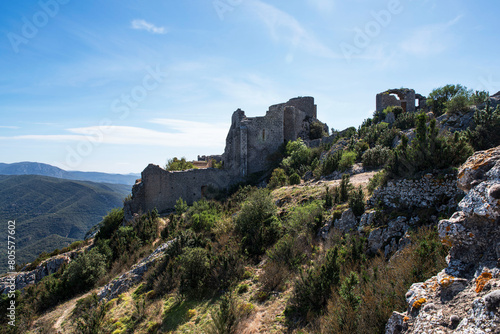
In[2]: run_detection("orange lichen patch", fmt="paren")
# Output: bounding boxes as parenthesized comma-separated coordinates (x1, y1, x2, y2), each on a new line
(439, 275, 455, 289)
(468, 233, 474, 238)
(403, 316, 410, 322)
(446, 225, 451, 232)
(475, 272, 493, 293)
(412, 298, 427, 309)
(441, 236, 453, 247)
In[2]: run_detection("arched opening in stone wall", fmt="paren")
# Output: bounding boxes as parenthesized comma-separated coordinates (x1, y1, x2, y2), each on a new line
(388, 92, 407, 113)
(201, 185, 208, 198)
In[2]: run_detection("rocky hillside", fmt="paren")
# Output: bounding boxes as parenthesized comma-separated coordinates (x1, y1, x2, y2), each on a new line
(386, 146, 500, 334)
(2, 85, 500, 333)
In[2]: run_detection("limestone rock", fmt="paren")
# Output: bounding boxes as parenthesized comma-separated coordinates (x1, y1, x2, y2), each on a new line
(367, 216, 409, 255)
(0, 247, 85, 294)
(333, 208, 357, 233)
(98, 239, 175, 301)
(457, 145, 500, 192)
(385, 311, 406, 334)
(358, 209, 376, 231)
(386, 145, 500, 334)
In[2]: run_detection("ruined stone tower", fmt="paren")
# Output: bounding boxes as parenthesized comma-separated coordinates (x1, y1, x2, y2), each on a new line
(223, 97, 317, 178)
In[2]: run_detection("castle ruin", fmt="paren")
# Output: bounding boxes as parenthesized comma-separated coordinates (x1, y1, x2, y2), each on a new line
(376, 88, 426, 113)
(125, 97, 323, 218)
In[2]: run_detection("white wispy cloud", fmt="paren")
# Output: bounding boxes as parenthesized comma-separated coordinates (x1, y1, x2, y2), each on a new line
(0, 126, 20, 129)
(0, 120, 228, 148)
(400, 15, 463, 57)
(307, 0, 335, 13)
(248, 0, 338, 60)
(131, 19, 167, 34)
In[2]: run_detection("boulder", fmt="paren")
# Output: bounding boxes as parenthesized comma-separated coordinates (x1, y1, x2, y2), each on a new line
(334, 208, 357, 233)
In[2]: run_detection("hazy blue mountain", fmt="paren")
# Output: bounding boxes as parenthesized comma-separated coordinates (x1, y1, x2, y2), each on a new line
(0, 175, 131, 273)
(0, 162, 140, 185)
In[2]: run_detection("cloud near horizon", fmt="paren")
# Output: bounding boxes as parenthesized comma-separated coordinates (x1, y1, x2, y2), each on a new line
(131, 19, 167, 34)
(0, 119, 228, 148)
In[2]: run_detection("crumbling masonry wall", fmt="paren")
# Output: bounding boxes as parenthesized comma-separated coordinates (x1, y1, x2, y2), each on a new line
(125, 97, 319, 217)
(125, 164, 232, 216)
(376, 88, 426, 113)
(223, 97, 317, 177)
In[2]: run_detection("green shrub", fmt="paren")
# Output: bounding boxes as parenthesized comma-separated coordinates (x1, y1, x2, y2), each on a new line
(393, 111, 416, 130)
(339, 174, 352, 203)
(235, 189, 281, 256)
(361, 145, 393, 169)
(467, 102, 500, 150)
(446, 94, 472, 114)
(348, 186, 365, 217)
(95, 208, 124, 241)
(237, 284, 249, 294)
(282, 139, 311, 174)
(322, 150, 342, 175)
(287, 246, 340, 317)
(289, 173, 301, 185)
(310, 120, 328, 139)
(72, 293, 107, 334)
(338, 151, 356, 172)
(284, 201, 324, 235)
(389, 113, 473, 177)
(63, 249, 107, 295)
(207, 293, 240, 334)
(268, 168, 288, 189)
(266, 234, 306, 271)
(178, 247, 211, 295)
(166, 157, 195, 171)
(367, 170, 388, 194)
(175, 197, 188, 215)
(324, 187, 333, 209)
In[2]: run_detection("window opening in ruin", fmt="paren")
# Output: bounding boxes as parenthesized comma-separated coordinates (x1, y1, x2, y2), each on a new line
(415, 99, 420, 107)
(201, 185, 208, 197)
(262, 129, 266, 141)
(401, 101, 407, 113)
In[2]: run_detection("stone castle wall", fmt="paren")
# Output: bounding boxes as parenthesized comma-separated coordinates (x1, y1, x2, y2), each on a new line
(125, 164, 232, 216)
(125, 97, 319, 217)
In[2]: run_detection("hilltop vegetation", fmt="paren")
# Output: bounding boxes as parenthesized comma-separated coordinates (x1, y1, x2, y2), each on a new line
(3, 84, 500, 333)
(0, 175, 130, 273)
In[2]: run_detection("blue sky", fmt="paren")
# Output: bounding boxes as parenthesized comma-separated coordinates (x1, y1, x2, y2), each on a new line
(0, 0, 499, 174)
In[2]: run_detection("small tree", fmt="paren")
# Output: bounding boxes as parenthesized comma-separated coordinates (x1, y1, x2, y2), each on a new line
(268, 168, 288, 188)
(236, 189, 281, 256)
(166, 157, 195, 171)
(289, 172, 301, 185)
(348, 186, 365, 217)
(339, 174, 352, 203)
(175, 197, 188, 215)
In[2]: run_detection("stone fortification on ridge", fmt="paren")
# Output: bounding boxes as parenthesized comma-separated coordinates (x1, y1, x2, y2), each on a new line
(124, 97, 323, 218)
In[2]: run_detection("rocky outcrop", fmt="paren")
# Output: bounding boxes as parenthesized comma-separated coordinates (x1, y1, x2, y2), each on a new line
(0, 247, 87, 293)
(369, 173, 463, 211)
(98, 239, 175, 301)
(367, 216, 415, 257)
(386, 146, 500, 334)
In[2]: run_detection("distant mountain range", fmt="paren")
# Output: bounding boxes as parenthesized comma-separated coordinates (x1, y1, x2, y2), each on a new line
(0, 162, 141, 185)
(0, 174, 131, 273)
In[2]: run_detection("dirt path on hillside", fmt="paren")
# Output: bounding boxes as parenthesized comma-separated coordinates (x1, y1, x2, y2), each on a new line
(306, 170, 379, 189)
(32, 290, 95, 333)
